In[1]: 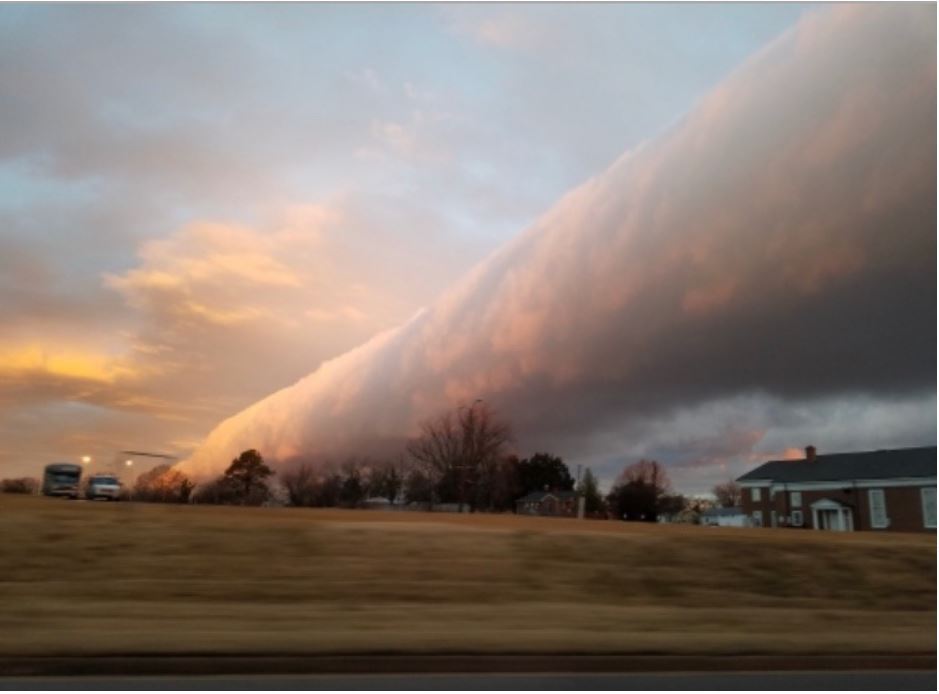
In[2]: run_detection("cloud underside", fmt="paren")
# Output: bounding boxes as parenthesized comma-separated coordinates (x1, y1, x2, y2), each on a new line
(181, 5, 936, 487)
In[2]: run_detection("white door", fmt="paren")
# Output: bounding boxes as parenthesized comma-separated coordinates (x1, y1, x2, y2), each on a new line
(815, 507, 851, 531)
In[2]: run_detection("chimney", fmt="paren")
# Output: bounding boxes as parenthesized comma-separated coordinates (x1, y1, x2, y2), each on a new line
(805, 445, 817, 462)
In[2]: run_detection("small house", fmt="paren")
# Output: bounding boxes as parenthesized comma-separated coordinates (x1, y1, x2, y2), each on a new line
(516, 490, 578, 517)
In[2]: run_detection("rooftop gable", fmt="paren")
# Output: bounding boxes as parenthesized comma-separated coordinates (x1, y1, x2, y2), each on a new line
(516, 490, 578, 503)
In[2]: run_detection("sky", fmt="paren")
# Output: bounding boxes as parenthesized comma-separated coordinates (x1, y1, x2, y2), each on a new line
(1, 3, 934, 493)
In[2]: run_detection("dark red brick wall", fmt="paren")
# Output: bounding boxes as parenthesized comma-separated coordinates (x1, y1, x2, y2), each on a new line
(741, 486, 770, 527)
(741, 484, 934, 532)
(878, 486, 935, 532)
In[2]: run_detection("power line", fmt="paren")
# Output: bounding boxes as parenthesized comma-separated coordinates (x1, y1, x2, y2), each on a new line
(120, 451, 178, 460)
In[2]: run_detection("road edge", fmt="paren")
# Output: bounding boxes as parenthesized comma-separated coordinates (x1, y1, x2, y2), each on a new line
(0, 653, 935, 678)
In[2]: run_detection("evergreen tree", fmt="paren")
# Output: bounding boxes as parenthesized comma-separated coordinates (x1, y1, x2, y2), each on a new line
(223, 449, 273, 505)
(576, 467, 605, 516)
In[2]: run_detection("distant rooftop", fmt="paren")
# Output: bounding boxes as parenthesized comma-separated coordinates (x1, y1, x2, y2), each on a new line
(701, 506, 745, 517)
(737, 446, 937, 484)
(516, 490, 578, 503)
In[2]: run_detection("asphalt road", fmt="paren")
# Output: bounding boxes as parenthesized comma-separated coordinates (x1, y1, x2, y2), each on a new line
(1, 671, 936, 690)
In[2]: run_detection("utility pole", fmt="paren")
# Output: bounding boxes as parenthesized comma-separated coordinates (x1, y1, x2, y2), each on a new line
(121, 451, 177, 460)
(456, 464, 467, 514)
(455, 399, 483, 514)
(576, 464, 585, 520)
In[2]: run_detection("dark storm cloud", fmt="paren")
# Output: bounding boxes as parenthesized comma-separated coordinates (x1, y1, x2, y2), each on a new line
(0, 3, 829, 482)
(177, 6, 939, 482)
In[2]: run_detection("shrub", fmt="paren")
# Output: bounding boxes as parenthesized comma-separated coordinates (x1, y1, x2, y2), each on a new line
(133, 465, 194, 503)
(1, 478, 39, 494)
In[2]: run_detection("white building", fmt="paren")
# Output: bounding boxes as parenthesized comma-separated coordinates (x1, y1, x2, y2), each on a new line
(699, 506, 749, 527)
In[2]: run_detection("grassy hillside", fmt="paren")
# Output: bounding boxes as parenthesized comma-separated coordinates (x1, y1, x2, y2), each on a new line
(0, 495, 934, 656)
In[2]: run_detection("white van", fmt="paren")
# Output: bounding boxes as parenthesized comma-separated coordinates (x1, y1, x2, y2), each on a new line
(86, 474, 122, 501)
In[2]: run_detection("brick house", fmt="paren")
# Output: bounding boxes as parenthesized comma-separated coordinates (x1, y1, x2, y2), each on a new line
(737, 446, 936, 532)
(516, 490, 578, 517)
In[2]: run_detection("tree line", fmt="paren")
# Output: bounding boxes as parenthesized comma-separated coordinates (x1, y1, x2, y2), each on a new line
(2, 401, 747, 521)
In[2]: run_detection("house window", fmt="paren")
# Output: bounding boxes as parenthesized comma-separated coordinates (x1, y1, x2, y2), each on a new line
(790, 491, 802, 508)
(751, 487, 761, 502)
(751, 510, 763, 527)
(791, 509, 804, 527)
(868, 489, 888, 529)
(921, 488, 937, 529)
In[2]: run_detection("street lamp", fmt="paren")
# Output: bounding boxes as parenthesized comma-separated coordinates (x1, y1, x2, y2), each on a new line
(124, 459, 133, 468)
(455, 399, 485, 514)
(81, 456, 91, 464)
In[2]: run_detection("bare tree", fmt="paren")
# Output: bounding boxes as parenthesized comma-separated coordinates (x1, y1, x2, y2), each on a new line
(407, 400, 513, 512)
(312, 460, 344, 507)
(339, 457, 369, 508)
(404, 467, 434, 506)
(370, 456, 406, 505)
(281, 463, 318, 507)
(607, 459, 672, 522)
(133, 465, 194, 503)
(457, 400, 512, 512)
(712, 480, 742, 508)
(615, 459, 671, 493)
(407, 410, 461, 510)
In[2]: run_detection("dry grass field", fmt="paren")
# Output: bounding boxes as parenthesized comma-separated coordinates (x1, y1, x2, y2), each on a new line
(0, 494, 934, 657)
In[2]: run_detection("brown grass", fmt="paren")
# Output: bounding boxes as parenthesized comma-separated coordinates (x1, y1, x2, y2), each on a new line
(0, 495, 934, 656)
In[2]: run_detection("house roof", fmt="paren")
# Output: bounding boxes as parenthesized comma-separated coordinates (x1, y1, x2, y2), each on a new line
(516, 490, 578, 503)
(701, 506, 744, 517)
(737, 446, 937, 484)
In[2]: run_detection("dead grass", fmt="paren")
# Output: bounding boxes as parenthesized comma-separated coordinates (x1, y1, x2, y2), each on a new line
(0, 495, 934, 656)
